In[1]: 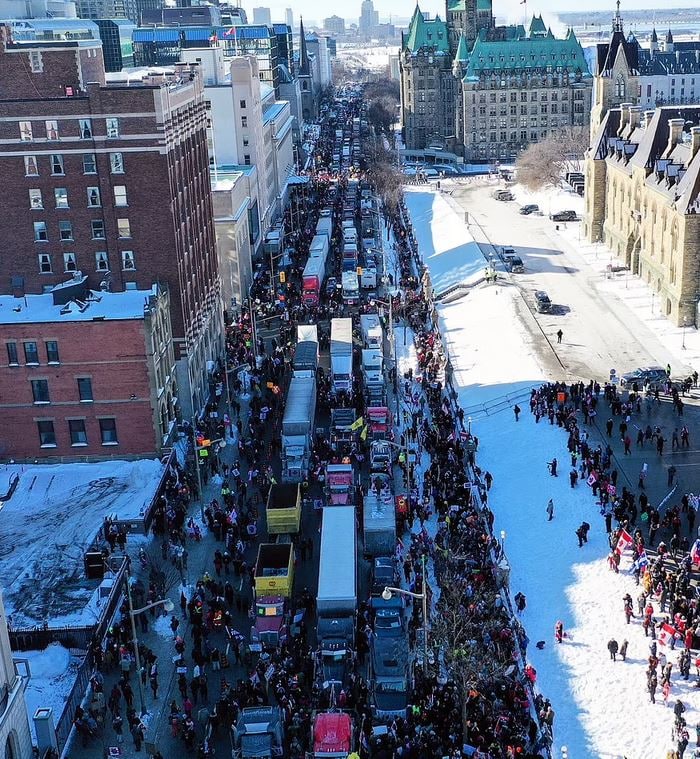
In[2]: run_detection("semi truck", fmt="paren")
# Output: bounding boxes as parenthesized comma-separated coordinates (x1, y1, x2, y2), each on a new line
(302, 255, 326, 307)
(311, 712, 353, 758)
(330, 318, 353, 395)
(293, 341, 319, 373)
(281, 370, 316, 482)
(317, 507, 357, 693)
(232, 706, 285, 758)
(325, 462, 355, 506)
(316, 214, 334, 241)
(360, 313, 382, 349)
(362, 348, 383, 385)
(363, 475, 396, 558)
(252, 543, 295, 649)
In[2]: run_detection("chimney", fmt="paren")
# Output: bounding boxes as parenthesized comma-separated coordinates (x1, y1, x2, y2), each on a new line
(691, 126, 700, 159)
(666, 117, 685, 156)
(617, 102, 633, 135)
(628, 105, 642, 131)
(644, 110, 656, 129)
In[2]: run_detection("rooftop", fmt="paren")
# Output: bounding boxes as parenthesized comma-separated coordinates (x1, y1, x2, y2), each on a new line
(0, 285, 159, 325)
(0, 458, 165, 627)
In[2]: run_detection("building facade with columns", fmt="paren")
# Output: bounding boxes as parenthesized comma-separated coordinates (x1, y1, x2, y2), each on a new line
(584, 103, 700, 327)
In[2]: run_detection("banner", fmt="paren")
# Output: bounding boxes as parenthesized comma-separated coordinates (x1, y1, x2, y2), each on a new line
(615, 528, 633, 555)
(658, 622, 678, 647)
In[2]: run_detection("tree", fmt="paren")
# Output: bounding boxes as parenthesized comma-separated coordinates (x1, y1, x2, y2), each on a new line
(368, 143, 402, 215)
(515, 126, 588, 191)
(430, 570, 513, 744)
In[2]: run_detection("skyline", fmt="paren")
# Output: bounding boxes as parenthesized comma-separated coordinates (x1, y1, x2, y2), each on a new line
(249, 0, 700, 26)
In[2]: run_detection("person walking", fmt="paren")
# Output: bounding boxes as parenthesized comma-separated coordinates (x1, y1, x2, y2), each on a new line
(546, 498, 554, 521)
(668, 465, 677, 488)
(608, 638, 619, 661)
(131, 722, 144, 752)
(556, 329, 563, 344)
(513, 404, 521, 421)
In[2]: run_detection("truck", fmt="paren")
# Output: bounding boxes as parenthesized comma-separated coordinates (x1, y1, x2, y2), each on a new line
(293, 340, 319, 373)
(317, 507, 357, 692)
(369, 637, 410, 721)
(309, 233, 330, 264)
(330, 408, 357, 453)
(266, 483, 301, 535)
(367, 406, 392, 441)
(311, 712, 353, 758)
(325, 463, 355, 506)
(362, 348, 383, 385)
(297, 324, 318, 345)
(281, 370, 317, 481)
(302, 255, 326, 306)
(252, 542, 295, 648)
(360, 313, 382, 349)
(232, 706, 285, 759)
(316, 215, 334, 241)
(363, 475, 396, 558)
(342, 243, 359, 273)
(341, 270, 360, 306)
(360, 266, 377, 289)
(330, 318, 353, 395)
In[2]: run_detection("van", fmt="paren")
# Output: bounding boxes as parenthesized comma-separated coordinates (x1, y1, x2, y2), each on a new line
(507, 256, 524, 273)
(535, 290, 552, 313)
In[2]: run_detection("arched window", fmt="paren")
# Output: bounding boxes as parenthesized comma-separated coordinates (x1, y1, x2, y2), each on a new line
(615, 75, 625, 99)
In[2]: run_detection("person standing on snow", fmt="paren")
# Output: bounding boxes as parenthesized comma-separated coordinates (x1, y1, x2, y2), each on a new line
(608, 638, 619, 661)
(569, 468, 578, 488)
(546, 499, 554, 521)
(554, 621, 564, 643)
(548, 458, 558, 477)
(514, 404, 521, 421)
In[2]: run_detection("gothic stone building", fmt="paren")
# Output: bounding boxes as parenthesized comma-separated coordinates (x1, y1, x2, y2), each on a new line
(584, 103, 700, 327)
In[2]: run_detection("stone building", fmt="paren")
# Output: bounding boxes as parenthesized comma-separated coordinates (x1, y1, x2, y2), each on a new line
(589, 7, 700, 140)
(399, 6, 456, 152)
(458, 17, 592, 162)
(584, 103, 700, 326)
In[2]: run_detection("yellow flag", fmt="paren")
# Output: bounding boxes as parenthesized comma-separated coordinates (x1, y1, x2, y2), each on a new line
(349, 416, 364, 431)
(360, 424, 369, 440)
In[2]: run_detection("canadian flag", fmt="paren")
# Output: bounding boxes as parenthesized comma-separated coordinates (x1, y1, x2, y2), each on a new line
(615, 528, 634, 555)
(587, 472, 597, 486)
(691, 538, 700, 565)
(658, 622, 678, 647)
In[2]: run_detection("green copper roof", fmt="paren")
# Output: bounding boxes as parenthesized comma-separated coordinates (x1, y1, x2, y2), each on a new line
(454, 33, 469, 61)
(403, 5, 450, 54)
(529, 14, 547, 37)
(463, 32, 592, 79)
(448, 0, 491, 12)
(477, 0, 492, 10)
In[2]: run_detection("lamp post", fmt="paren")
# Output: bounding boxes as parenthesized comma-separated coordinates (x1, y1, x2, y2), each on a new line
(370, 297, 398, 417)
(382, 554, 429, 673)
(500, 529, 506, 554)
(125, 578, 175, 715)
(467, 416, 472, 436)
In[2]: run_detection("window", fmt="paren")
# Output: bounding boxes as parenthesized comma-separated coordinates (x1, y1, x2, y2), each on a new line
(99, 417, 118, 444)
(87, 187, 101, 207)
(29, 50, 43, 73)
(244, 154, 251, 165)
(45, 120, 58, 140)
(241, 115, 248, 127)
(45, 340, 59, 363)
(6, 342, 18, 365)
(243, 137, 249, 147)
(117, 218, 131, 238)
(77, 377, 93, 401)
(38, 253, 52, 273)
(37, 420, 56, 446)
(50, 154, 64, 175)
(69, 419, 87, 445)
(63, 252, 77, 272)
(31, 379, 50, 403)
(240, 99, 246, 108)
(29, 189, 43, 209)
(59, 221, 73, 241)
(121, 250, 135, 270)
(113, 186, 127, 206)
(91, 219, 105, 239)
(125, 282, 138, 290)
(95, 251, 109, 271)
(105, 117, 119, 138)
(110, 152, 124, 174)
(54, 188, 68, 208)
(24, 155, 38, 176)
(24, 341, 38, 364)
(19, 121, 33, 141)
(33, 221, 48, 242)
(79, 119, 92, 138)
(82, 153, 96, 173)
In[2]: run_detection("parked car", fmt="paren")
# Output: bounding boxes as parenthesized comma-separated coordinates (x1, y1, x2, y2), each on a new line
(550, 210, 578, 222)
(534, 290, 552, 313)
(620, 366, 668, 388)
(371, 556, 398, 597)
(493, 189, 513, 201)
(519, 204, 540, 215)
(374, 608, 405, 639)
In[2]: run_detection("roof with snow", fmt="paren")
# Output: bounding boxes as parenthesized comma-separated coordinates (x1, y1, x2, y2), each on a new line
(0, 286, 159, 325)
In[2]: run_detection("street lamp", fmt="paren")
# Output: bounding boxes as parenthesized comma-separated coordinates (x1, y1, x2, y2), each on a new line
(126, 580, 175, 715)
(381, 554, 429, 673)
(467, 416, 472, 435)
(500, 530, 506, 553)
(370, 297, 399, 417)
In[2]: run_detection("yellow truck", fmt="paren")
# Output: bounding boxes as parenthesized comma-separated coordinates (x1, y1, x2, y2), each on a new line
(266, 483, 302, 535)
(254, 543, 295, 598)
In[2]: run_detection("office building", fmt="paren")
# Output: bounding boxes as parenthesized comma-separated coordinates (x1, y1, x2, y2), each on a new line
(0, 27, 222, 417)
(359, 0, 378, 37)
(324, 15, 345, 36)
(252, 6, 271, 26)
(95, 18, 135, 71)
(285, 7, 293, 31)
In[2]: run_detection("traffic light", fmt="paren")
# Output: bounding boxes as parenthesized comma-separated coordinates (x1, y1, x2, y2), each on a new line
(279, 271, 286, 284)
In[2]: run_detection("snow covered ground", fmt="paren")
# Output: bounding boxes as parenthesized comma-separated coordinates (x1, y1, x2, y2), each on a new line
(404, 187, 485, 295)
(406, 187, 700, 758)
(0, 458, 165, 627)
(20, 642, 81, 742)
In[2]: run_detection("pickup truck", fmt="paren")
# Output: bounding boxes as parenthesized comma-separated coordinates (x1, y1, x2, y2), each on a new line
(232, 706, 285, 759)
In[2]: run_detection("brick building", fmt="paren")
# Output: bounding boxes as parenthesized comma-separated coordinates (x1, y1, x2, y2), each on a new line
(0, 279, 176, 461)
(584, 104, 700, 327)
(0, 27, 222, 417)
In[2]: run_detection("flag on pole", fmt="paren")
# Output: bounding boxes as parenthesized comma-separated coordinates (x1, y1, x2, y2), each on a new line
(360, 424, 369, 441)
(633, 551, 648, 572)
(615, 528, 634, 555)
(224, 26, 237, 37)
(691, 538, 700, 565)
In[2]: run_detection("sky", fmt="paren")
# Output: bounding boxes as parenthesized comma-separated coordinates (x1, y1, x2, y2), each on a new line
(250, 0, 700, 26)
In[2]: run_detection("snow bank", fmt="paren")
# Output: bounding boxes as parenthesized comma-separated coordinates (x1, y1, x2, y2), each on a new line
(404, 187, 485, 295)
